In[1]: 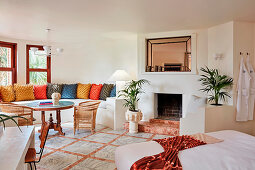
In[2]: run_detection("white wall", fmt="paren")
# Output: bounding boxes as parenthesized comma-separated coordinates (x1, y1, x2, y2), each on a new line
(0, 34, 138, 84)
(208, 22, 234, 77)
(138, 29, 208, 121)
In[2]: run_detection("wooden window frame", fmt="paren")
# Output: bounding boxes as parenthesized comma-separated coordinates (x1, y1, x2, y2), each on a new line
(26, 45, 51, 84)
(0, 41, 17, 84)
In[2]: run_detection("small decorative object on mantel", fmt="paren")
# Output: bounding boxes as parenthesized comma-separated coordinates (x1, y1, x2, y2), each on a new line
(146, 66, 152, 72)
(119, 79, 150, 133)
(51, 93, 61, 106)
(199, 66, 233, 106)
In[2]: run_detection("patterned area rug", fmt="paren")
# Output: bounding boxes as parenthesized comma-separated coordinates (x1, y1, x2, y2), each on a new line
(35, 123, 172, 170)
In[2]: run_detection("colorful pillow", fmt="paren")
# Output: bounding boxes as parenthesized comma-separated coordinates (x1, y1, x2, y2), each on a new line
(14, 84, 35, 101)
(61, 84, 77, 99)
(99, 84, 114, 100)
(110, 85, 116, 97)
(0, 90, 2, 102)
(47, 83, 63, 99)
(89, 84, 103, 100)
(0, 85, 15, 102)
(34, 85, 47, 99)
(77, 83, 91, 99)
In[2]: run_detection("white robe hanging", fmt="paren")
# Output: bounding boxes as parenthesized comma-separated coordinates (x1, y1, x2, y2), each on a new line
(236, 57, 251, 121)
(246, 55, 255, 120)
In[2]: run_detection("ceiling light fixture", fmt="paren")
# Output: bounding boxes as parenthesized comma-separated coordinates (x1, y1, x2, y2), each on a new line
(31, 29, 63, 57)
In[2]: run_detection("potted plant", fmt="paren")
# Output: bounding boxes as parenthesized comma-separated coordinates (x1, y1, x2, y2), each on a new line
(119, 79, 150, 133)
(199, 66, 233, 106)
(0, 114, 27, 136)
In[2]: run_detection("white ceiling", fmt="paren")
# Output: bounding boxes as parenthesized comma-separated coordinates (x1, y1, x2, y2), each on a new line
(1, 0, 255, 42)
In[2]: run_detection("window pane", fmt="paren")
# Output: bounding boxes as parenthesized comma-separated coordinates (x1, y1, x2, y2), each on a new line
(0, 47, 11, 68)
(0, 71, 12, 85)
(29, 72, 47, 85)
(29, 50, 47, 69)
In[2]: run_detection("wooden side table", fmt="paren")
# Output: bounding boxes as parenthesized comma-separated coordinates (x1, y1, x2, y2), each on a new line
(24, 101, 74, 137)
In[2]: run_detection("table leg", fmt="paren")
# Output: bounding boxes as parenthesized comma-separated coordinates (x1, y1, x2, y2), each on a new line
(40, 110, 65, 137)
(54, 110, 65, 135)
(38, 111, 45, 132)
(39, 111, 45, 138)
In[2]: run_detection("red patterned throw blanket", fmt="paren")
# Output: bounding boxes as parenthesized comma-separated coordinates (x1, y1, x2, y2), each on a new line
(131, 134, 223, 170)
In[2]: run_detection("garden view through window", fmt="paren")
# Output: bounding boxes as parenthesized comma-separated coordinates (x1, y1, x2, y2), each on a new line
(27, 45, 51, 85)
(0, 41, 17, 85)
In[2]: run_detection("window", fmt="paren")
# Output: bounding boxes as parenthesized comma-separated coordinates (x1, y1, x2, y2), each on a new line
(0, 41, 17, 85)
(26, 45, 51, 85)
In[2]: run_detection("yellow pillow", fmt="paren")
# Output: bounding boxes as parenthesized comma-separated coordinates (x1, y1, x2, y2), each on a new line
(14, 84, 35, 101)
(77, 83, 91, 99)
(0, 85, 15, 102)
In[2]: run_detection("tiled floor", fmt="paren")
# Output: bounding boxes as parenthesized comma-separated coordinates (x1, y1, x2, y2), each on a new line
(35, 123, 172, 170)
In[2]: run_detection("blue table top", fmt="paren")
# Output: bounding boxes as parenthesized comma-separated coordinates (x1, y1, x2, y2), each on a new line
(24, 100, 74, 109)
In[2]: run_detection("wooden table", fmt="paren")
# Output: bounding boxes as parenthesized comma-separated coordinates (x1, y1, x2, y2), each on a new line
(25, 101, 74, 136)
(0, 126, 35, 170)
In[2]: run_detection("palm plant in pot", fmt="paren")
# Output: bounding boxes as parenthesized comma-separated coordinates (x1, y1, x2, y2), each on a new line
(199, 66, 233, 105)
(0, 114, 27, 136)
(118, 79, 150, 133)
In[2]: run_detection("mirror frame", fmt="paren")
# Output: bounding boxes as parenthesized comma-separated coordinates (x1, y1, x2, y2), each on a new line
(138, 32, 197, 75)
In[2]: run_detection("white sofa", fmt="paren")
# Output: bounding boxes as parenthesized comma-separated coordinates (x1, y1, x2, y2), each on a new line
(2, 97, 127, 130)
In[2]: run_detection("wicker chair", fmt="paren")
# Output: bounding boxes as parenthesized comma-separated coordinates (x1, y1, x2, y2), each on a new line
(74, 101, 101, 134)
(0, 102, 34, 126)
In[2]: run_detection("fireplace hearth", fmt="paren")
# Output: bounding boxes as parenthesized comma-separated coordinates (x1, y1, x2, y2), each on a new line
(156, 93, 182, 120)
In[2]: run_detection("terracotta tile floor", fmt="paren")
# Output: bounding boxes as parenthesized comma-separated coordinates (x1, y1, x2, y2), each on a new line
(35, 123, 172, 170)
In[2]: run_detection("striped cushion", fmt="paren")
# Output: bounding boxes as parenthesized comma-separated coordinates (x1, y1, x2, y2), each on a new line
(61, 84, 77, 99)
(77, 83, 91, 99)
(14, 84, 35, 101)
(0, 85, 15, 102)
(34, 85, 47, 99)
(99, 84, 114, 100)
(89, 84, 103, 100)
(47, 83, 63, 99)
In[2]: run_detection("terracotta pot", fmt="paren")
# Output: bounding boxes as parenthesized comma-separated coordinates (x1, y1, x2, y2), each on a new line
(125, 110, 143, 134)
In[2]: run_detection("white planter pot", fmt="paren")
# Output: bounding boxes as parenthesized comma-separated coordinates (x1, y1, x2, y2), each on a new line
(125, 110, 143, 134)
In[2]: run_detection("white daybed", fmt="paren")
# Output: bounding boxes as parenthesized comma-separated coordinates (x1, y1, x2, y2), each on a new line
(115, 130, 255, 170)
(6, 97, 127, 130)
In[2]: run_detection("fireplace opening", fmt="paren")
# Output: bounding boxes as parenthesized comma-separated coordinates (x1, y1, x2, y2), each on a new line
(156, 93, 182, 121)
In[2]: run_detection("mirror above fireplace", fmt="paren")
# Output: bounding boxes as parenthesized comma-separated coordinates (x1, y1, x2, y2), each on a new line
(138, 32, 197, 75)
(146, 36, 191, 72)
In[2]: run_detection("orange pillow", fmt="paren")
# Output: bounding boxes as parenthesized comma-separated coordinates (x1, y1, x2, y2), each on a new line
(0, 90, 2, 102)
(0, 85, 15, 102)
(34, 85, 47, 99)
(89, 84, 103, 100)
(14, 84, 35, 101)
(77, 83, 91, 99)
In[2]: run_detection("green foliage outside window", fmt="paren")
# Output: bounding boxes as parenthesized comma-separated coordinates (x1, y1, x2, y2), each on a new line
(0, 47, 11, 85)
(29, 50, 47, 85)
